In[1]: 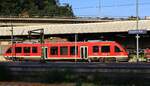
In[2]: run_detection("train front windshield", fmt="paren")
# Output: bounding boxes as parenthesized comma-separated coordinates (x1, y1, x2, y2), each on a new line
(6, 47, 12, 53)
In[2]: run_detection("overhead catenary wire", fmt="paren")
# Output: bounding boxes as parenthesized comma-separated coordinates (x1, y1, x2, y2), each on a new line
(73, 2, 150, 9)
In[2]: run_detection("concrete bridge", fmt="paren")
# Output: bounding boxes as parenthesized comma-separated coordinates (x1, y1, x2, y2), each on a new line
(0, 18, 150, 36)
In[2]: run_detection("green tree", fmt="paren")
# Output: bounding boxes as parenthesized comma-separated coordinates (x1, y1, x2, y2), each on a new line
(0, 0, 74, 17)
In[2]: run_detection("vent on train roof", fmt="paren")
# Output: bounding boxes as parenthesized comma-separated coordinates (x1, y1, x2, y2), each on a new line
(87, 40, 113, 42)
(87, 40, 103, 42)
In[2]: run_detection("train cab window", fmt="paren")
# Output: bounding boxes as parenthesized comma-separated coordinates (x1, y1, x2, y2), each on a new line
(32, 47, 37, 53)
(101, 46, 110, 53)
(70, 46, 78, 55)
(60, 46, 68, 55)
(115, 46, 122, 52)
(93, 46, 99, 53)
(24, 47, 30, 53)
(15, 47, 22, 53)
(6, 47, 12, 53)
(50, 47, 58, 55)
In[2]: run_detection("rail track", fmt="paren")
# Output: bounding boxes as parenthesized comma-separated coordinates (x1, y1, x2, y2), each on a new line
(2, 62, 150, 73)
(1, 62, 150, 82)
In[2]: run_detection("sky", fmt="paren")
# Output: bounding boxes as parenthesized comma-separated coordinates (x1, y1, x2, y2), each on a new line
(59, 0, 150, 18)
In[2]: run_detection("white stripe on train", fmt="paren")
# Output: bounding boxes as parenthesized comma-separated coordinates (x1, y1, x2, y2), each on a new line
(5, 55, 128, 59)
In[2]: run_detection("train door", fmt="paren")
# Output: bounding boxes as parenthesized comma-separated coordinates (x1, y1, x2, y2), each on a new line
(80, 46, 88, 59)
(43, 47, 48, 59)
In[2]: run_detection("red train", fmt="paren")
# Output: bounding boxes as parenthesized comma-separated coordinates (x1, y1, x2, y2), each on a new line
(3, 41, 128, 62)
(144, 48, 150, 62)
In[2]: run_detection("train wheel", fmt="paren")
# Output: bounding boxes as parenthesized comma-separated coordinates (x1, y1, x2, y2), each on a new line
(103, 57, 116, 63)
(99, 58, 104, 62)
(40, 59, 46, 63)
(12, 57, 17, 61)
(103, 58, 107, 63)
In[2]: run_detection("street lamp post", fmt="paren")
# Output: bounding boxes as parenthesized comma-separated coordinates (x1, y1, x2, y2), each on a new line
(136, 0, 139, 62)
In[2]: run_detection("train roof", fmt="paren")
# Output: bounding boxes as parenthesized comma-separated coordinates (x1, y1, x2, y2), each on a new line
(13, 41, 117, 45)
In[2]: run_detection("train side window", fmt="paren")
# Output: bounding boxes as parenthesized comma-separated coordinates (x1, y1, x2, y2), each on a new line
(70, 46, 78, 55)
(6, 47, 12, 53)
(15, 47, 22, 53)
(115, 46, 121, 52)
(101, 46, 110, 53)
(32, 47, 37, 53)
(24, 47, 30, 53)
(93, 46, 99, 53)
(60, 46, 68, 55)
(50, 47, 58, 55)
